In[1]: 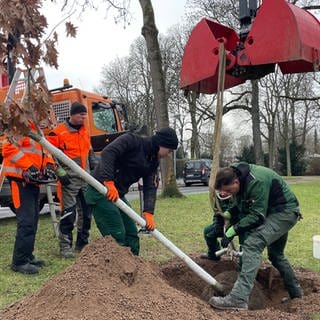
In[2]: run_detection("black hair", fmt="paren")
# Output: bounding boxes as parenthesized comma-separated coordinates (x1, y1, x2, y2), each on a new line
(215, 167, 238, 189)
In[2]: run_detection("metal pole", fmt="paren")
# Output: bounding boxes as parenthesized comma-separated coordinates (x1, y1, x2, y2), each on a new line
(30, 132, 224, 293)
(45, 184, 60, 237)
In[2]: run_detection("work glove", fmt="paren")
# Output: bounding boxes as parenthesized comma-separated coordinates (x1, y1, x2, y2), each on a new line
(23, 165, 40, 182)
(44, 163, 57, 180)
(220, 210, 231, 219)
(56, 167, 71, 186)
(221, 226, 236, 248)
(143, 211, 155, 231)
(104, 181, 119, 202)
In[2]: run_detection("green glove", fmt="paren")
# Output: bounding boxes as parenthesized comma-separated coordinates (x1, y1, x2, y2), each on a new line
(220, 210, 231, 219)
(225, 226, 236, 238)
(221, 226, 236, 248)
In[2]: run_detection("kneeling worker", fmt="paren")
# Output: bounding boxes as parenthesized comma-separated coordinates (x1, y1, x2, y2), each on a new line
(209, 162, 303, 310)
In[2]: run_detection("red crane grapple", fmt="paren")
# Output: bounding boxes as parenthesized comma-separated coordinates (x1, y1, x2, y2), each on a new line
(180, 0, 320, 94)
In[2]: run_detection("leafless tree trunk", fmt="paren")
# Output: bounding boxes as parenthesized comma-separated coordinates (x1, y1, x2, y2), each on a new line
(251, 80, 264, 165)
(186, 91, 200, 158)
(139, 0, 181, 197)
(278, 98, 292, 176)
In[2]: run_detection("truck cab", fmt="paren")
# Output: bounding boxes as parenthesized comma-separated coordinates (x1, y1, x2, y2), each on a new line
(0, 76, 128, 212)
(49, 81, 128, 152)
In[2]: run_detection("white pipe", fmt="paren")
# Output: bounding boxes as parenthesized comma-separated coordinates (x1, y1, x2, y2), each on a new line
(215, 248, 228, 257)
(31, 133, 224, 292)
(215, 247, 243, 257)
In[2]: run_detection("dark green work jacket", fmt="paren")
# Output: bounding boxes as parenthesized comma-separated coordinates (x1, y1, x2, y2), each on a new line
(229, 162, 299, 235)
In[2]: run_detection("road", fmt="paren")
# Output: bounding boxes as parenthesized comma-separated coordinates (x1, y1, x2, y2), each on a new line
(126, 183, 209, 201)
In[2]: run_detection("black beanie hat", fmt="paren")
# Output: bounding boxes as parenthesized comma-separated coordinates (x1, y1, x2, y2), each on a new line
(70, 102, 87, 115)
(152, 127, 178, 150)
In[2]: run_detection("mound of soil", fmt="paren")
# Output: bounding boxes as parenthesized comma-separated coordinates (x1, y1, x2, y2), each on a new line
(1, 237, 320, 320)
(0, 237, 218, 320)
(161, 255, 320, 319)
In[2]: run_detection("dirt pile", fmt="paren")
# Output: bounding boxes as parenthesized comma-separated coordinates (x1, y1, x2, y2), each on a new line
(161, 256, 320, 320)
(0, 237, 219, 320)
(1, 237, 320, 320)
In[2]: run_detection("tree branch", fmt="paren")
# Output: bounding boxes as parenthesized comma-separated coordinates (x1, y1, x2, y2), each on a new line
(223, 104, 251, 114)
(302, 5, 320, 10)
(279, 95, 320, 101)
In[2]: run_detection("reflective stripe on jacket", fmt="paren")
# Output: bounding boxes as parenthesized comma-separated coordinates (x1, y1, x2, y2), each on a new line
(2, 132, 54, 179)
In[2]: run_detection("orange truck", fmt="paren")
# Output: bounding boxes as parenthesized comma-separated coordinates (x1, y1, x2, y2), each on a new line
(0, 74, 129, 211)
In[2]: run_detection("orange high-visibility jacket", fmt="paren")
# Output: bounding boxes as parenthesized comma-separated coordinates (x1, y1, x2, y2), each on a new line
(48, 122, 91, 170)
(2, 129, 54, 179)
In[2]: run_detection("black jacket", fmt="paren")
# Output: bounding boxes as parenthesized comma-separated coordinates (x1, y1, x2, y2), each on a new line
(92, 133, 159, 213)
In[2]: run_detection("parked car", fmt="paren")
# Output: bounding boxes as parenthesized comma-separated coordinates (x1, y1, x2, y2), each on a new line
(182, 159, 212, 186)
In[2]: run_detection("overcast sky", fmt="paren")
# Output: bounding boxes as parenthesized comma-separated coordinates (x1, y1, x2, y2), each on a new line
(42, 1, 187, 91)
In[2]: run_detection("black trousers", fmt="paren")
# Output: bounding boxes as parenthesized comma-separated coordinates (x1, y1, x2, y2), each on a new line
(9, 178, 40, 266)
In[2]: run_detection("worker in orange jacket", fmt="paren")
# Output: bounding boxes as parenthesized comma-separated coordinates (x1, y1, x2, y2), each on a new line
(48, 102, 97, 258)
(2, 122, 56, 275)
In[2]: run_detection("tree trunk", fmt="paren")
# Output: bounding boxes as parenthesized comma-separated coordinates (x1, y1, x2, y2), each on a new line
(268, 111, 277, 170)
(187, 91, 200, 158)
(139, 0, 181, 197)
(290, 100, 296, 144)
(283, 116, 292, 176)
(268, 123, 275, 169)
(251, 80, 264, 165)
(314, 129, 319, 154)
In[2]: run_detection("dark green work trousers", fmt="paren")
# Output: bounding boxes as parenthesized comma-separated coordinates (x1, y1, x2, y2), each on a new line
(231, 210, 302, 302)
(85, 185, 139, 255)
(203, 221, 224, 257)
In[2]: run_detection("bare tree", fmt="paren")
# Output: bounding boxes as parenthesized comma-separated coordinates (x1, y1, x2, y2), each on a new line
(138, 0, 181, 197)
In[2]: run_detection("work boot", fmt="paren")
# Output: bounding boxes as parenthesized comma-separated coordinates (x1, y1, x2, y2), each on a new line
(289, 285, 303, 299)
(209, 294, 248, 310)
(200, 253, 221, 261)
(281, 294, 303, 304)
(59, 233, 75, 258)
(11, 262, 39, 275)
(29, 257, 46, 268)
(75, 235, 89, 253)
(60, 244, 75, 258)
(74, 243, 87, 253)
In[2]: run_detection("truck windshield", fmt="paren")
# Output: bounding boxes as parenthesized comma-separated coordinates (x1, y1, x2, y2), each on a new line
(92, 102, 117, 133)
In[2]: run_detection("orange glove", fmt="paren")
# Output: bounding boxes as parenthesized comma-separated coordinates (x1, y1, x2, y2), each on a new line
(104, 181, 119, 202)
(143, 212, 155, 231)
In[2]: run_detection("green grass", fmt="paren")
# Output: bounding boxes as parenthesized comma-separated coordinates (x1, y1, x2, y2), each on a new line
(0, 181, 320, 310)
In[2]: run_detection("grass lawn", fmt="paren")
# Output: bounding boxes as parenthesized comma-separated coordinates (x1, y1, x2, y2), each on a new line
(0, 180, 320, 310)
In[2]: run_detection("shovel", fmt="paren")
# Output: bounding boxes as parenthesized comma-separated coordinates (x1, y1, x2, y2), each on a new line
(31, 132, 225, 296)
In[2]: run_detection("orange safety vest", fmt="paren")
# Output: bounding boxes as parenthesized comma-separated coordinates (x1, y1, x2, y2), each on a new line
(2, 131, 54, 179)
(48, 123, 91, 169)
